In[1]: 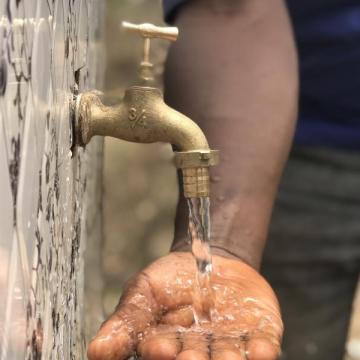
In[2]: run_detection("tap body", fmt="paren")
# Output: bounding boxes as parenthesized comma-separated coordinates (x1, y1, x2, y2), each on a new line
(75, 86, 218, 197)
(76, 86, 209, 151)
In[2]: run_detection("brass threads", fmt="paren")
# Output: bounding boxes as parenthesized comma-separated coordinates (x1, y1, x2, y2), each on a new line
(182, 167, 210, 198)
(175, 151, 219, 198)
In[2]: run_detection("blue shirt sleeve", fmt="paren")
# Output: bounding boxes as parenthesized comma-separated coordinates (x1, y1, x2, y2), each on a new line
(163, 0, 187, 23)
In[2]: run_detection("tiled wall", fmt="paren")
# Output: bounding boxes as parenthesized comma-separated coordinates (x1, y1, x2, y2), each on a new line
(0, 0, 104, 358)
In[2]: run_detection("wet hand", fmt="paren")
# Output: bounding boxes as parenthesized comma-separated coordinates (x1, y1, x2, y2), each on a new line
(87, 252, 283, 360)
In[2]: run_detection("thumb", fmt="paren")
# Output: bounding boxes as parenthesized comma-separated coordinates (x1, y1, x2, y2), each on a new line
(88, 274, 159, 360)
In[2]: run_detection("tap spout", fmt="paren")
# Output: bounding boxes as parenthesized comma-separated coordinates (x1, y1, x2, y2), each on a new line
(76, 86, 210, 151)
(75, 86, 219, 197)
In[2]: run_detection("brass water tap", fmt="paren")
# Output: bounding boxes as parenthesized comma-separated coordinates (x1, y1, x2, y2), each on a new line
(75, 22, 218, 198)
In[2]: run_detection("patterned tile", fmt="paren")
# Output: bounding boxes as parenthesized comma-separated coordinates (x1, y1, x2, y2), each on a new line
(0, 1, 104, 359)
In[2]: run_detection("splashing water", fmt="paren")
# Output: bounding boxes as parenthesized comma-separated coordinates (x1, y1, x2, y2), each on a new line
(187, 197, 215, 324)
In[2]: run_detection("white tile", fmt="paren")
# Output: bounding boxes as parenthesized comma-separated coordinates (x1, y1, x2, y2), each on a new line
(0, 0, 104, 357)
(52, 0, 66, 94)
(1, 234, 27, 360)
(0, 110, 14, 355)
(16, 87, 38, 276)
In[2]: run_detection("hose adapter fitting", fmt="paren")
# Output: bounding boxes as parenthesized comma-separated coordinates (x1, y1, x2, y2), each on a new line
(174, 150, 219, 198)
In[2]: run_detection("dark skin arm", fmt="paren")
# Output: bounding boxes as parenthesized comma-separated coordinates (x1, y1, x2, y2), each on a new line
(166, 0, 298, 270)
(87, 1, 298, 359)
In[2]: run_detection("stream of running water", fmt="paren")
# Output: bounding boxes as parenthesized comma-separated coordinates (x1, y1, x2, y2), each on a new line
(186, 197, 215, 324)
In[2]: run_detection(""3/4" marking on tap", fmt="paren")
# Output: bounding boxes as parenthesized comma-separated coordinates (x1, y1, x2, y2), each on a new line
(129, 107, 147, 129)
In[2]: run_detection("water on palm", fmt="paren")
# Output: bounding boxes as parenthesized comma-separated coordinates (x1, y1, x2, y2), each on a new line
(186, 196, 215, 324)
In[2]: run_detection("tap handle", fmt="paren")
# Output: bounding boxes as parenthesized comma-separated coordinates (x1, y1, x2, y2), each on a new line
(122, 21, 179, 42)
(122, 21, 179, 83)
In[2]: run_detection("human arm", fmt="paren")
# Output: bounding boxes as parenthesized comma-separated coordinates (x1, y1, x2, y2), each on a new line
(165, 0, 298, 269)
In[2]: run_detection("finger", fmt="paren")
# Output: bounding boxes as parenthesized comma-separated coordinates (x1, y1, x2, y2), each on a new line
(138, 326, 180, 360)
(246, 336, 280, 360)
(212, 351, 244, 360)
(88, 275, 159, 360)
(211, 337, 245, 360)
(161, 306, 194, 327)
(177, 350, 209, 360)
(176, 331, 210, 360)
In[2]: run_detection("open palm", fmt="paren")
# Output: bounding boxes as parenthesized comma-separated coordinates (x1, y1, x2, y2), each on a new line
(88, 252, 283, 360)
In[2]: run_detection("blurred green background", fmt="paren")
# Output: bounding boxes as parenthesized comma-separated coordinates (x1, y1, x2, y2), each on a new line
(102, 0, 178, 315)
